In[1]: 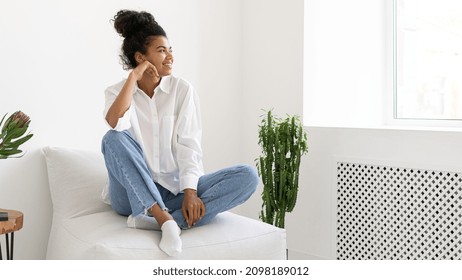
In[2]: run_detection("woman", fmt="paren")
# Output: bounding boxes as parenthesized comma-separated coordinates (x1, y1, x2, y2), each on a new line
(101, 10, 258, 257)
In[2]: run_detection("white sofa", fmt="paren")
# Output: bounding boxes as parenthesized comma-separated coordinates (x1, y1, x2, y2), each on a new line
(42, 146, 286, 259)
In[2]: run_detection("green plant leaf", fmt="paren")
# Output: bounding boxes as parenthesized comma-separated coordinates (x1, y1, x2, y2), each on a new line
(0, 148, 22, 156)
(3, 133, 33, 148)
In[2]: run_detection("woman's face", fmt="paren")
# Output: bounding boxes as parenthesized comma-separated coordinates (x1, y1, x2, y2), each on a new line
(142, 36, 174, 77)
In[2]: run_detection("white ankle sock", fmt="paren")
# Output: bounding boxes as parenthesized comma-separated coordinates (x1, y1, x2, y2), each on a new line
(159, 220, 182, 257)
(127, 214, 161, 231)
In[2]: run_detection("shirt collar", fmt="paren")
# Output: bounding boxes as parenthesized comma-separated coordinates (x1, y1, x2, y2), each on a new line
(133, 75, 171, 96)
(155, 75, 171, 95)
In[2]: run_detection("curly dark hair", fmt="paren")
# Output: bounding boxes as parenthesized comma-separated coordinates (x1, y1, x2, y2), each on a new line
(112, 10, 167, 70)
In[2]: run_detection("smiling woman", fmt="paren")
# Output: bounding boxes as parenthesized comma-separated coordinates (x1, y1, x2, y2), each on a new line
(113, 10, 170, 71)
(101, 9, 259, 257)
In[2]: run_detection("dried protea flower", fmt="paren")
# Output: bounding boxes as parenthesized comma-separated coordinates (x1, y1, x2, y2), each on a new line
(0, 111, 33, 159)
(11, 111, 30, 128)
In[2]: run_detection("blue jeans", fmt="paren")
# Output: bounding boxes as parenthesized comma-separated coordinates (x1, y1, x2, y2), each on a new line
(101, 130, 258, 229)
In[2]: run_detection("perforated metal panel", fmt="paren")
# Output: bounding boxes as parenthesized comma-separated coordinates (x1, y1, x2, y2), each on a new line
(336, 162, 462, 260)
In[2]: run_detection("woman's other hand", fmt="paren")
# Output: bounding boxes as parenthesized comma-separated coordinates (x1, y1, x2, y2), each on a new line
(182, 189, 205, 228)
(130, 60, 160, 83)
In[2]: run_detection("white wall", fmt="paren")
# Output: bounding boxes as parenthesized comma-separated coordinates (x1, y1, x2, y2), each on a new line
(303, 0, 388, 127)
(235, 0, 307, 257)
(0, 0, 242, 259)
(196, 0, 244, 171)
(232, 0, 304, 216)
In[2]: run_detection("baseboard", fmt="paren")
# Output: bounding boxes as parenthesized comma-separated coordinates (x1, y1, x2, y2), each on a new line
(287, 249, 333, 260)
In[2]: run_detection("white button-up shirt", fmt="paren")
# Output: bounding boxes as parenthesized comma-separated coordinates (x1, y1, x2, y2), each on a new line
(102, 75, 204, 198)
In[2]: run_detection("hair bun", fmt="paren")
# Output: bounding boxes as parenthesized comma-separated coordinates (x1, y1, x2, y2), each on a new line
(113, 10, 158, 38)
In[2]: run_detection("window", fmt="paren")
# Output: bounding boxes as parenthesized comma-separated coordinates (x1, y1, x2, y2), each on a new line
(395, 0, 462, 120)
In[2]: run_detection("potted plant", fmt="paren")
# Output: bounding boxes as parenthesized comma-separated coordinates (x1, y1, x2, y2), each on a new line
(0, 111, 33, 159)
(256, 110, 308, 228)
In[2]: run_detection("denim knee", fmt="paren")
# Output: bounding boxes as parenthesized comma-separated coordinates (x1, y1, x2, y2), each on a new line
(235, 164, 259, 195)
(101, 130, 134, 154)
(102, 129, 127, 144)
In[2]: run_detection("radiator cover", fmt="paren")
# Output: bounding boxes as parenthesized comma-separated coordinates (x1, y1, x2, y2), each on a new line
(336, 162, 462, 260)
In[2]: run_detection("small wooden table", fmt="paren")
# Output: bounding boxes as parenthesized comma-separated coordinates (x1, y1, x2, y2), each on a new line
(0, 209, 23, 260)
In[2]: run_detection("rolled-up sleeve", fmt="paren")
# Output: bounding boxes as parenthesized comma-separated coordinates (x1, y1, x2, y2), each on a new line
(103, 87, 132, 131)
(175, 87, 204, 192)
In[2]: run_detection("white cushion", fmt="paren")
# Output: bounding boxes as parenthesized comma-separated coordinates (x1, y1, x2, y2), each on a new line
(42, 146, 286, 259)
